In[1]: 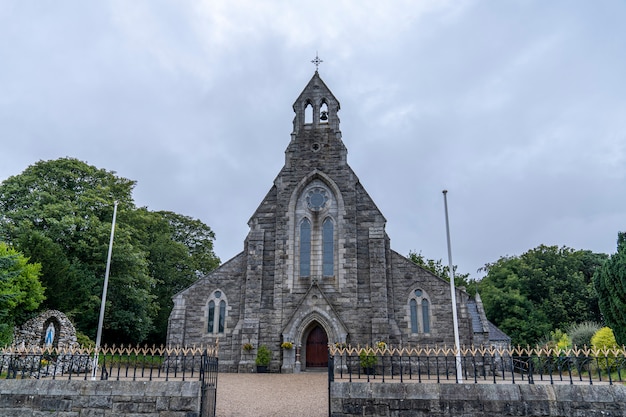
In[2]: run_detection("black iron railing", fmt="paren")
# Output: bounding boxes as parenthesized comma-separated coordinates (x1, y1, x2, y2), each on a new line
(328, 345, 626, 385)
(0, 344, 219, 382)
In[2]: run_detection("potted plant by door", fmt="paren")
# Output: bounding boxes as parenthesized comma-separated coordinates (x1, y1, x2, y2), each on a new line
(255, 345, 271, 373)
(359, 349, 377, 375)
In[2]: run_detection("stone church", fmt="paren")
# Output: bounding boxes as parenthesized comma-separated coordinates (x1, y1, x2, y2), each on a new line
(167, 70, 495, 372)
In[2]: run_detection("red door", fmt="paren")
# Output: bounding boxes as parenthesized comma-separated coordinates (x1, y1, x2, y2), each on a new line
(306, 325, 328, 368)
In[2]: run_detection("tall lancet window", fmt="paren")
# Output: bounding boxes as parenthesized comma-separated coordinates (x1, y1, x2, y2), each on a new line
(300, 219, 311, 276)
(207, 290, 228, 335)
(322, 218, 334, 276)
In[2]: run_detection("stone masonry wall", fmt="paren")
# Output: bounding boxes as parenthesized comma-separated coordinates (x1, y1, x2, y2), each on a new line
(330, 382, 626, 417)
(0, 380, 202, 417)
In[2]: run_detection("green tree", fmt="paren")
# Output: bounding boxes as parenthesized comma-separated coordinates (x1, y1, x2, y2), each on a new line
(408, 251, 475, 296)
(0, 157, 220, 345)
(127, 209, 220, 344)
(479, 245, 607, 346)
(594, 232, 626, 345)
(0, 243, 45, 345)
(0, 158, 153, 344)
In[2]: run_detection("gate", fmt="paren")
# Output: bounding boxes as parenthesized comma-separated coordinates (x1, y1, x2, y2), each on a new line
(200, 349, 219, 417)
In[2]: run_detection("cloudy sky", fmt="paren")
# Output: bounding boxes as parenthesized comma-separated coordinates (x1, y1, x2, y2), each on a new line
(1, 1, 624, 278)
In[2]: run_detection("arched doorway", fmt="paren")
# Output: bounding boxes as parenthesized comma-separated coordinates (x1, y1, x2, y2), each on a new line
(305, 324, 328, 368)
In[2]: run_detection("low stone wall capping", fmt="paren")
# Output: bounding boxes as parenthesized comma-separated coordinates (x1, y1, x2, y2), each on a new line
(330, 382, 626, 417)
(0, 379, 202, 416)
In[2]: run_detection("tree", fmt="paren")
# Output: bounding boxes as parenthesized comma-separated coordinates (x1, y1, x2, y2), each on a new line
(0, 158, 153, 344)
(0, 157, 220, 345)
(408, 251, 475, 296)
(594, 232, 626, 345)
(479, 245, 607, 346)
(127, 209, 220, 344)
(0, 243, 44, 345)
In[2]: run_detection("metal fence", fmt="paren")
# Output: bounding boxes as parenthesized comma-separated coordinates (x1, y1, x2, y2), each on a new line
(328, 344, 626, 385)
(1, 344, 219, 416)
(0, 344, 218, 382)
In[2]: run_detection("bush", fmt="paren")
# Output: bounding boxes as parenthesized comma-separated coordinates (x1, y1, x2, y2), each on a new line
(538, 329, 571, 352)
(592, 327, 617, 350)
(76, 332, 95, 349)
(255, 345, 271, 366)
(359, 349, 377, 369)
(591, 327, 618, 371)
(567, 321, 600, 348)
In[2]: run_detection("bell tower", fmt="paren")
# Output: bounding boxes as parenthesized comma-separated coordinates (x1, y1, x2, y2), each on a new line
(285, 68, 347, 169)
(291, 70, 341, 134)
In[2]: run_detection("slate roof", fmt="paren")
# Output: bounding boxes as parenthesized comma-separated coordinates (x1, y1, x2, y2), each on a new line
(467, 300, 485, 333)
(487, 321, 511, 342)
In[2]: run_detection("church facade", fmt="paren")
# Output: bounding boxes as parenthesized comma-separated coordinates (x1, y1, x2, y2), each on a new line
(166, 71, 493, 372)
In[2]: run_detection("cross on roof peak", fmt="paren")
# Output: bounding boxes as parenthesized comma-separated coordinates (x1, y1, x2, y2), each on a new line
(311, 52, 323, 71)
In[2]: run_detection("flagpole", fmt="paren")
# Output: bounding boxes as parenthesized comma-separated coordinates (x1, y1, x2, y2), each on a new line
(443, 190, 463, 383)
(92, 200, 118, 380)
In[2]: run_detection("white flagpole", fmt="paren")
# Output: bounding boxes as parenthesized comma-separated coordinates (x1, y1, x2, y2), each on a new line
(92, 200, 118, 380)
(443, 190, 463, 383)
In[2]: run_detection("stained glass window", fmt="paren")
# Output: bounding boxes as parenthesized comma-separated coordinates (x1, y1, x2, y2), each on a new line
(300, 219, 311, 276)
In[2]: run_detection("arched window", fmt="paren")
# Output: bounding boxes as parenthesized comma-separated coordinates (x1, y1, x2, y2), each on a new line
(300, 219, 311, 276)
(408, 289, 431, 335)
(422, 299, 430, 333)
(219, 300, 226, 333)
(207, 290, 227, 335)
(295, 180, 337, 281)
(208, 300, 215, 333)
(410, 299, 419, 333)
(322, 218, 334, 276)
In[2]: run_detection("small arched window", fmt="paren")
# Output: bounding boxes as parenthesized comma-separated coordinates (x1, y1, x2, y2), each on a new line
(408, 289, 431, 335)
(300, 219, 311, 276)
(207, 290, 228, 334)
(322, 218, 334, 276)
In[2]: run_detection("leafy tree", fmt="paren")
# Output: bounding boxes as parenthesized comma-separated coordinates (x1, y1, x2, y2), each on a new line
(0, 157, 220, 345)
(127, 209, 220, 344)
(0, 158, 153, 343)
(594, 232, 626, 345)
(478, 245, 607, 346)
(408, 251, 475, 296)
(0, 243, 45, 345)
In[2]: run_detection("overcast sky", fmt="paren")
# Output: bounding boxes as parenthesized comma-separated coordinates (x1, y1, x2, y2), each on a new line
(1, 1, 624, 278)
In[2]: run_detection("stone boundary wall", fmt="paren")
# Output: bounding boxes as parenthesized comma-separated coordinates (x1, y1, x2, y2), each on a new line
(0, 379, 202, 416)
(330, 382, 626, 417)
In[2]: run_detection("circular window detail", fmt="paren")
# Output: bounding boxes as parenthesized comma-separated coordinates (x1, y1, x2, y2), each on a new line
(311, 143, 320, 152)
(214, 291, 221, 299)
(306, 187, 328, 211)
(414, 289, 423, 297)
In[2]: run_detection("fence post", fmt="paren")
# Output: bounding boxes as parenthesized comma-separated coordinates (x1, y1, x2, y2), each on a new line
(328, 350, 334, 417)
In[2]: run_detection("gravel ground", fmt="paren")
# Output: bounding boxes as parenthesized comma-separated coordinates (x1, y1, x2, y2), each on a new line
(215, 372, 328, 417)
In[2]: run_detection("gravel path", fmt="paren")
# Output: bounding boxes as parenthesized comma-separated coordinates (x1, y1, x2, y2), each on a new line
(215, 372, 328, 417)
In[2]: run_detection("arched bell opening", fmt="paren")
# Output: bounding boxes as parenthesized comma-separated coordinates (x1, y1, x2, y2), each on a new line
(320, 101, 329, 123)
(304, 101, 314, 124)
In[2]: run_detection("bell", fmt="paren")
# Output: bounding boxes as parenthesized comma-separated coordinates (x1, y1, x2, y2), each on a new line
(320, 111, 328, 121)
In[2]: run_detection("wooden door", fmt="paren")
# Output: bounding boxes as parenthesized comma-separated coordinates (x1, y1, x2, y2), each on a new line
(306, 325, 328, 368)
